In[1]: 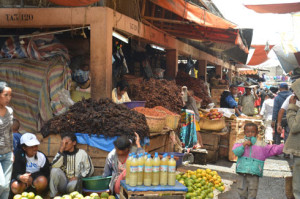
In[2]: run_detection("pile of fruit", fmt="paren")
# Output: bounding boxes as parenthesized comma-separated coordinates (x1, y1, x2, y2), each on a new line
(176, 169, 225, 199)
(13, 192, 42, 199)
(53, 191, 115, 199)
(203, 109, 223, 120)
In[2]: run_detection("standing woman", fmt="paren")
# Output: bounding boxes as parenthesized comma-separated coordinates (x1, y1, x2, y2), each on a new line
(0, 82, 13, 199)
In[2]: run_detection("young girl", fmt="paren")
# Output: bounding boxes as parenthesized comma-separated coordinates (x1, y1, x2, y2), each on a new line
(232, 123, 284, 198)
(102, 133, 144, 194)
(0, 82, 13, 199)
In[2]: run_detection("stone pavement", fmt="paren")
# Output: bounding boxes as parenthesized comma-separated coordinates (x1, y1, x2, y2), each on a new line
(179, 154, 293, 199)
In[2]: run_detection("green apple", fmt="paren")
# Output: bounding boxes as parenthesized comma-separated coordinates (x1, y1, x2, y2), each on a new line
(13, 195, 22, 199)
(70, 191, 79, 198)
(28, 192, 35, 199)
(90, 193, 99, 197)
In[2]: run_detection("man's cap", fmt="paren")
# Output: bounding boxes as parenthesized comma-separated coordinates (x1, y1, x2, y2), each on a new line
(20, 133, 40, 146)
(279, 83, 288, 89)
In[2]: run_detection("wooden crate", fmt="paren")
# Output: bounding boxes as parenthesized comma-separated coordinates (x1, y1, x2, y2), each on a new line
(37, 134, 109, 158)
(229, 118, 264, 162)
(93, 167, 105, 176)
(145, 133, 168, 152)
(201, 132, 220, 151)
(219, 131, 230, 158)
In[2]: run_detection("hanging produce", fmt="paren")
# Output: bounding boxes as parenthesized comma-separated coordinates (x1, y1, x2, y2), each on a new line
(176, 71, 212, 107)
(128, 79, 183, 114)
(40, 98, 149, 141)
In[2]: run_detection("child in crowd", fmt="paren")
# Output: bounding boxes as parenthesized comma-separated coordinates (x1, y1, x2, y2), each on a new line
(12, 119, 22, 153)
(232, 123, 284, 199)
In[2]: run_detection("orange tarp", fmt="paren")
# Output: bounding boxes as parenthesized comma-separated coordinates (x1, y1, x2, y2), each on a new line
(150, 0, 248, 53)
(247, 45, 274, 66)
(150, 0, 237, 29)
(245, 3, 300, 14)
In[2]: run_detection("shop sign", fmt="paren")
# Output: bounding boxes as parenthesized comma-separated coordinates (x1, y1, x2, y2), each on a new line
(6, 14, 34, 22)
(129, 23, 138, 33)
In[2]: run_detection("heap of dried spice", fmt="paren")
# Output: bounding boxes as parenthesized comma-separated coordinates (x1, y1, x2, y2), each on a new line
(40, 98, 149, 141)
(128, 79, 183, 114)
(176, 71, 212, 107)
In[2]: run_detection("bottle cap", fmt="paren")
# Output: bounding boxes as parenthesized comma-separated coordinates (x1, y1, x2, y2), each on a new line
(133, 155, 136, 158)
(155, 152, 158, 157)
(148, 154, 151, 158)
(171, 155, 174, 159)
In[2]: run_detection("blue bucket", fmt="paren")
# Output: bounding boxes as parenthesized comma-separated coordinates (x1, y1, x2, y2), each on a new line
(159, 152, 184, 167)
(123, 101, 146, 109)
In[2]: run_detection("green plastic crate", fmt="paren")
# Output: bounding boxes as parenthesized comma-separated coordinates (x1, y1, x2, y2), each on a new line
(82, 176, 112, 190)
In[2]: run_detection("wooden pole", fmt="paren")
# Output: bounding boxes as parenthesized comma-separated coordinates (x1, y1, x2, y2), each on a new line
(166, 49, 178, 79)
(198, 60, 207, 82)
(215, 65, 222, 78)
(90, 10, 113, 100)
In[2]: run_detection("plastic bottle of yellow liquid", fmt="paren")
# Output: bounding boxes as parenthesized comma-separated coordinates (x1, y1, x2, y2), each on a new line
(125, 153, 132, 184)
(152, 152, 160, 186)
(137, 153, 144, 186)
(144, 152, 148, 161)
(144, 154, 152, 186)
(160, 153, 168, 185)
(129, 155, 138, 186)
(168, 155, 176, 186)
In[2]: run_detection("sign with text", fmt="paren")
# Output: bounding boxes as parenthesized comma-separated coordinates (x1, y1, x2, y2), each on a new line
(5, 14, 34, 22)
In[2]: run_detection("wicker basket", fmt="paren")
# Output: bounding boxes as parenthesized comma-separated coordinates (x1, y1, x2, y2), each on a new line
(199, 117, 226, 131)
(145, 115, 166, 133)
(165, 115, 180, 130)
(155, 109, 180, 130)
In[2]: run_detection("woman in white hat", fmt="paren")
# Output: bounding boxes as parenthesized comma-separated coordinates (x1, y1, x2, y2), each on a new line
(10, 133, 50, 196)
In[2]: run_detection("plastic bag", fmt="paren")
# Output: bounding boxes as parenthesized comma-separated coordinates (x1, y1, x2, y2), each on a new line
(58, 89, 74, 107)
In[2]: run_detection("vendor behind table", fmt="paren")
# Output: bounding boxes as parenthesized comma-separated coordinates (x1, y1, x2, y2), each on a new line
(112, 80, 131, 104)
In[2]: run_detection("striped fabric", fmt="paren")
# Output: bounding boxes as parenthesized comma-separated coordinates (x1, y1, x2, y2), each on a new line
(0, 57, 71, 133)
(0, 35, 70, 64)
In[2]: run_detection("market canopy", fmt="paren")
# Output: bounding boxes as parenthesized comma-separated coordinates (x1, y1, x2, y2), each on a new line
(273, 45, 299, 73)
(247, 45, 275, 66)
(244, 2, 300, 14)
(144, 0, 249, 54)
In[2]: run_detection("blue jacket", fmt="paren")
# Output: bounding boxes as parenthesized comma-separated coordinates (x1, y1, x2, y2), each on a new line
(220, 91, 237, 108)
(272, 90, 292, 121)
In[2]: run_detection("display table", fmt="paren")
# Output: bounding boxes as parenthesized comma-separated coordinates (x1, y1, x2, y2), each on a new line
(120, 180, 187, 199)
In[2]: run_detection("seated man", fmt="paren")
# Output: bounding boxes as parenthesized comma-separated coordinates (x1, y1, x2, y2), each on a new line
(220, 84, 242, 116)
(11, 133, 50, 195)
(49, 133, 94, 198)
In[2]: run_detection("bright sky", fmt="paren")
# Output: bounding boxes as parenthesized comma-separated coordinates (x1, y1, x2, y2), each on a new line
(212, 0, 295, 45)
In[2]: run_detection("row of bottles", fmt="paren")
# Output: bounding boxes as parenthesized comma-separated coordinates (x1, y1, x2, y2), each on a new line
(126, 152, 176, 187)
